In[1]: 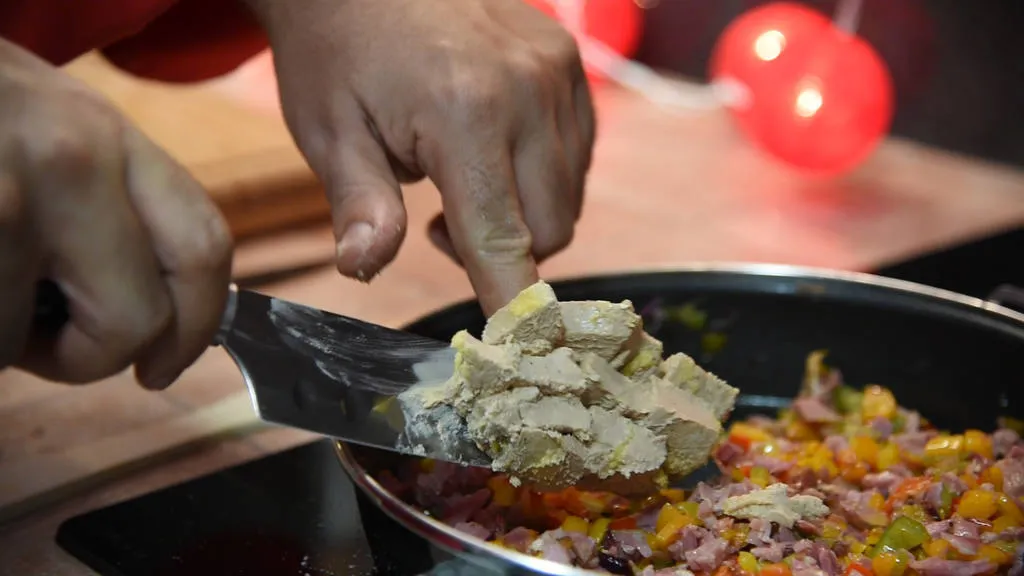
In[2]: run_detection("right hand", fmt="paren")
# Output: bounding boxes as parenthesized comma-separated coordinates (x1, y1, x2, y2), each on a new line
(0, 38, 234, 389)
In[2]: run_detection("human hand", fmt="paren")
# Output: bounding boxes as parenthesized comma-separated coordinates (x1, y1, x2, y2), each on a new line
(0, 38, 233, 388)
(244, 0, 596, 314)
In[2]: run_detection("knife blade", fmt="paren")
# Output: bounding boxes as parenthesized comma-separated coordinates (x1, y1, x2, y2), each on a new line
(32, 280, 491, 467)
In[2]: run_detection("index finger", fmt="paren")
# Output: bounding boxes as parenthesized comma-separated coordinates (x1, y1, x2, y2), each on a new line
(429, 144, 538, 316)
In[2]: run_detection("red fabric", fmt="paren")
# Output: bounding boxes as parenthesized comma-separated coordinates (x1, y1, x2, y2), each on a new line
(0, 0, 268, 83)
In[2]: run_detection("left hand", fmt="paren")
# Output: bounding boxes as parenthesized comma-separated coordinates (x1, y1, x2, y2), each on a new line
(243, 0, 595, 315)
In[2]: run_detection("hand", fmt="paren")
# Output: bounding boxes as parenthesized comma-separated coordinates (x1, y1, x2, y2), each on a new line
(0, 38, 233, 388)
(244, 0, 596, 314)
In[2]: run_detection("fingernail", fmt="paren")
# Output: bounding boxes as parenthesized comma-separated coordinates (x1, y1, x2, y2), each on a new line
(336, 222, 375, 262)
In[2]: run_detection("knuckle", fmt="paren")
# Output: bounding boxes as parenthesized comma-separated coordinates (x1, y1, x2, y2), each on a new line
(171, 208, 234, 275)
(549, 32, 583, 69)
(443, 71, 507, 124)
(476, 222, 534, 264)
(20, 104, 121, 174)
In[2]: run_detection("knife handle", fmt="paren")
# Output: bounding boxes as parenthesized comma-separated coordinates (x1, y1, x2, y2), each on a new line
(32, 279, 71, 337)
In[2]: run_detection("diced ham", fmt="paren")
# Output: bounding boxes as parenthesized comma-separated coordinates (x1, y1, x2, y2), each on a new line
(609, 530, 653, 559)
(897, 409, 921, 434)
(441, 488, 491, 524)
(994, 428, 1022, 458)
(941, 532, 981, 555)
(893, 431, 936, 455)
(748, 518, 773, 547)
(951, 517, 981, 539)
(815, 543, 840, 576)
(823, 435, 849, 455)
(716, 442, 745, 468)
(861, 471, 905, 495)
(752, 543, 789, 563)
(910, 558, 996, 576)
(751, 454, 794, 475)
(793, 398, 841, 423)
(684, 535, 728, 572)
(998, 457, 1024, 499)
(926, 520, 951, 537)
(501, 527, 537, 553)
(454, 521, 491, 540)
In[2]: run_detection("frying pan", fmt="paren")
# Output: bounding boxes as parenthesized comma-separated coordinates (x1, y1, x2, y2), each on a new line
(335, 263, 1024, 576)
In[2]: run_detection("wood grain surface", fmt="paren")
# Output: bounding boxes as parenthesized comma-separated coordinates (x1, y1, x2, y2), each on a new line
(0, 50, 1022, 575)
(63, 51, 330, 240)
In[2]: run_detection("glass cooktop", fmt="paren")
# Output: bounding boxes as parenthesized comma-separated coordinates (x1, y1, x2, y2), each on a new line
(54, 226, 1024, 576)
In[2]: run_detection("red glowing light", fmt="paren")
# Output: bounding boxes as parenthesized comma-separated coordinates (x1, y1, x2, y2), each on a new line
(710, 2, 894, 175)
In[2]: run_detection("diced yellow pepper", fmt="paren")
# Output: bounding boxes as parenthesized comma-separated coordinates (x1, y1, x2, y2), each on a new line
(729, 422, 774, 448)
(996, 492, 1024, 522)
(656, 503, 688, 532)
(487, 475, 518, 507)
(964, 430, 993, 459)
(924, 538, 949, 559)
(924, 435, 965, 462)
(561, 515, 589, 534)
(851, 436, 881, 468)
(958, 488, 998, 520)
(992, 515, 1021, 533)
(750, 466, 772, 488)
(676, 501, 701, 518)
(739, 551, 760, 574)
(866, 527, 885, 545)
(660, 488, 687, 504)
(420, 458, 436, 472)
(981, 465, 1004, 491)
(976, 544, 1013, 565)
(877, 442, 900, 470)
(848, 539, 869, 555)
(588, 517, 611, 543)
(872, 551, 908, 576)
(868, 492, 886, 511)
(862, 385, 897, 421)
(785, 419, 818, 441)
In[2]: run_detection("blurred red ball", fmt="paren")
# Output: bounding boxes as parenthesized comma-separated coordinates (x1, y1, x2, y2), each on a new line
(710, 2, 894, 175)
(524, 0, 644, 82)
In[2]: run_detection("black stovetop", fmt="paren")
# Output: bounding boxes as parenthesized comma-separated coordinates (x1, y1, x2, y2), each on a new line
(54, 226, 1024, 576)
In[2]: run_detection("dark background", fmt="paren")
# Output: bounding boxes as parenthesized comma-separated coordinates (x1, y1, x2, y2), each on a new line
(633, 0, 1023, 169)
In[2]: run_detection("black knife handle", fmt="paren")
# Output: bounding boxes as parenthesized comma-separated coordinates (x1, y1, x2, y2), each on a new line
(33, 279, 71, 336)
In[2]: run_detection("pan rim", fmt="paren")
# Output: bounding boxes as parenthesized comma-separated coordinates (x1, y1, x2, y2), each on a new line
(336, 262, 1024, 575)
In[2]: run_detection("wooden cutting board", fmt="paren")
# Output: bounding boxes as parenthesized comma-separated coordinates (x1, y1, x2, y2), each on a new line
(63, 51, 332, 241)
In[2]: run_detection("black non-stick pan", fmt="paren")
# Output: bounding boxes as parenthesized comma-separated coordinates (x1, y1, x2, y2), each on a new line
(337, 263, 1024, 576)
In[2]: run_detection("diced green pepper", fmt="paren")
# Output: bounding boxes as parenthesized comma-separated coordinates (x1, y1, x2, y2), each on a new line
(669, 303, 707, 331)
(833, 385, 864, 415)
(870, 516, 929, 557)
(938, 485, 954, 519)
(701, 332, 728, 356)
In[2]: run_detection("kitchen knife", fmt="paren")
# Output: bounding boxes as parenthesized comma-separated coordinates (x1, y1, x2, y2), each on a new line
(32, 280, 491, 467)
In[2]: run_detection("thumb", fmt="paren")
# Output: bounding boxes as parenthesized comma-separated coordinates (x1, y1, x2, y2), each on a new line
(316, 122, 409, 282)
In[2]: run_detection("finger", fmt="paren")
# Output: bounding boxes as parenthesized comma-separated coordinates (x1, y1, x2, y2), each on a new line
(556, 89, 584, 221)
(120, 127, 234, 390)
(308, 103, 408, 282)
(427, 212, 463, 267)
(0, 171, 39, 369)
(513, 121, 575, 262)
(17, 127, 172, 384)
(424, 140, 538, 315)
(574, 76, 597, 214)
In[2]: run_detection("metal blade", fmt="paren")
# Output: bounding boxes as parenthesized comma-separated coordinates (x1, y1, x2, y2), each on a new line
(215, 287, 491, 467)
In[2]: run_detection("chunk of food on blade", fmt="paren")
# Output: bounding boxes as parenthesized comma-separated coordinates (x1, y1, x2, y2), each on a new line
(400, 280, 740, 494)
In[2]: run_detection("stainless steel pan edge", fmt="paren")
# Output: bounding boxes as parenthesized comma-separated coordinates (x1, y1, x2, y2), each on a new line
(334, 262, 1024, 575)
